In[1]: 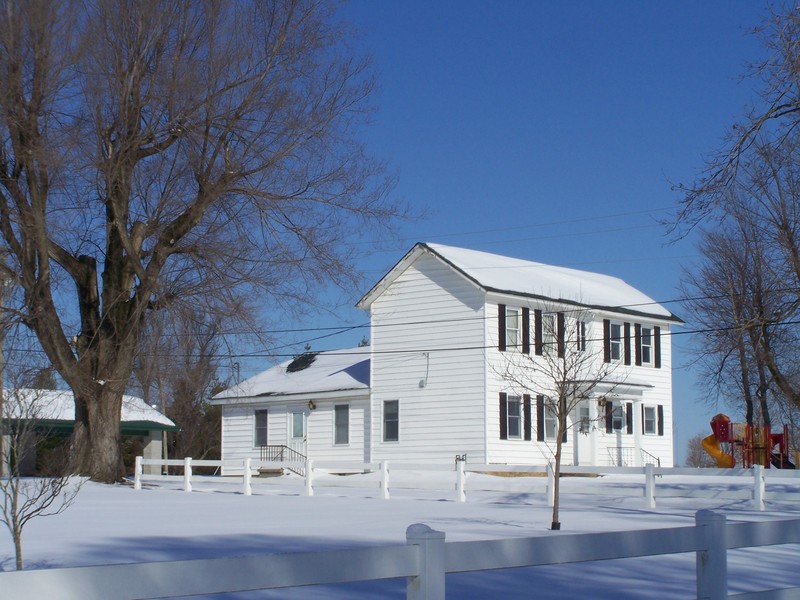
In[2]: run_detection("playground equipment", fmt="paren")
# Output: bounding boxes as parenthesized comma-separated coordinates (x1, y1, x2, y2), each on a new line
(702, 413, 795, 469)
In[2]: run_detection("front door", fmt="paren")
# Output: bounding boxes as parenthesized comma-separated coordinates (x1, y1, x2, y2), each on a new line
(289, 409, 307, 458)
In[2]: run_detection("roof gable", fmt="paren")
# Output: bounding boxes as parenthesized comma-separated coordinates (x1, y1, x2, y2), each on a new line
(358, 243, 681, 322)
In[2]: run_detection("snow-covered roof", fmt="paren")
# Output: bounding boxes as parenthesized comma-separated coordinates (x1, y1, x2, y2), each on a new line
(213, 347, 370, 402)
(358, 243, 681, 322)
(3, 388, 176, 430)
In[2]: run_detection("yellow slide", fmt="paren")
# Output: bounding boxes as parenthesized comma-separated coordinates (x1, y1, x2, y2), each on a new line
(701, 434, 735, 468)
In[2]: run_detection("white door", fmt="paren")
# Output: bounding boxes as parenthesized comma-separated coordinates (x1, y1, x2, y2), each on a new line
(289, 409, 308, 457)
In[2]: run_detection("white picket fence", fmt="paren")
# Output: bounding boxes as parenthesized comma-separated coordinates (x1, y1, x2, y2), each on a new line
(1, 509, 799, 599)
(133, 456, 799, 511)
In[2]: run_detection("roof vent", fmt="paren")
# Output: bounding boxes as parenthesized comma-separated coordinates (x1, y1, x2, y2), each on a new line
(286, 352, 319, 373)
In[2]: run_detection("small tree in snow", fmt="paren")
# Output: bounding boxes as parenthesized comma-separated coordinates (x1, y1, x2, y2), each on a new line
(1, 388, 81, 570)
(500, 306, 617, 530)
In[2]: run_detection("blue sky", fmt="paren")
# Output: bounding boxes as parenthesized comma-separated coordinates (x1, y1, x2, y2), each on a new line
(241, 2, 773, 465)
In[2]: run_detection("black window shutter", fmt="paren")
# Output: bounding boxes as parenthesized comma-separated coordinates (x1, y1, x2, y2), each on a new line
(523, 394, 532, 441)
(498, 305, 507, 352)
(536, 395, 545, 442)
(654, 326, 662, 368)
(522, 308, 530, 354)
(624, 322, 631, 366)
(605, 401, 613, 433)
(657, 404, 664, 436)
(499, 392, 508, 439)
(641, 404, 646, 434)
(626, 403, 633, 434)
(557, 312, 565, 358)
(562, 410, 568, 442)
(634, 323, 642, 366)
(603, 319, 611, 363)
(534, 309, 543, 355)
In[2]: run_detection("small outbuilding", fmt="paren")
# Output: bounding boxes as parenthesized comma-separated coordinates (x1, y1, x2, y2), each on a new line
(1, 388, 176, 476)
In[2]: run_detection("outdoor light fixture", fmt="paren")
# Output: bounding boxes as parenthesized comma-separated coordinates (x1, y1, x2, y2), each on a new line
(308, 400, 316, 410)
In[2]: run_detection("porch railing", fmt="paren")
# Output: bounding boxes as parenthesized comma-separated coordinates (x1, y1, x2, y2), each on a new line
(259, 445, 306, 476)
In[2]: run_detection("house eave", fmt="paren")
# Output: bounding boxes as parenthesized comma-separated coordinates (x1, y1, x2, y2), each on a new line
(211, 387, 370, 405)
(485, 288, 684, 324)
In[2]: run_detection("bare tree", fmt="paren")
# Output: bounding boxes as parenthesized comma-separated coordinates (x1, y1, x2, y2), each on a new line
(677, 8, 800, 416)
(500, 307, 616, 530)
(0, 388, 81, 570)
(0, 1, 402, 481)
(684, 432, 717, 468)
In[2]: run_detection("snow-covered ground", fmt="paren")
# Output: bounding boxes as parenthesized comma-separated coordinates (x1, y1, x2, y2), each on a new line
(3, 472, 800, 599)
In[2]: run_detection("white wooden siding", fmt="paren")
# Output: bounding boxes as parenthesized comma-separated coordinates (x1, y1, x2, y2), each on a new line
(220, 395, 369, 474)
(369, 252, 488, 463)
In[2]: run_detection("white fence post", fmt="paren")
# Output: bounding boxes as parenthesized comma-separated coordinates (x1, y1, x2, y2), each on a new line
(645, 463, 655, 508)
(695, 510, 727, 600)
(753, 464, 765, 511)
(305, 459, 314, 497)
(243, 458, 252, 496)
(134, 456, 142, 491)
(381, 461, 390, 500)
(184, 457, 192, 492)
(406, 524, 446, 600)
(546, 463, 555, 507)
(456, 460, 466, 503)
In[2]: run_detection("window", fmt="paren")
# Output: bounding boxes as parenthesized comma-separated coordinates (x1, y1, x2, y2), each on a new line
(334, 404, 349, 445)
(643, 405, 657, 435)
(291, 411, 305, 440)
(609, 323, 622, 361)
(383, 400, 399, 442)
(579, 402, 591, 433)
(507, 395, 522, 439)
(611, 404, 624, 432)
(506, 307, 520, 351)
(542, 314, 556, 355)
(254, 409, 268, 446)
(577, 320, 587, 352)
(641, 327, 653, 364)
(544, 401, 558, 440)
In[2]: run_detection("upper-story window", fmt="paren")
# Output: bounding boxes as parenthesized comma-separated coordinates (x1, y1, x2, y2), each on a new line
(640, 327, 653, 364)
(577, 320, 587, 352)
(609, 322, 622, 361)
(506, 307, 521, 351)
(542, 314, 556, 355)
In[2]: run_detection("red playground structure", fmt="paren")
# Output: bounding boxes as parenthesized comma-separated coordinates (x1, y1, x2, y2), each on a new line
(702, 413, 795, 469)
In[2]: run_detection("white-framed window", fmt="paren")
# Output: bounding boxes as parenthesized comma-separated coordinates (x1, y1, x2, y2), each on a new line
(544, 400, 558, 440)
(291, 410, 305, 440)
(641, 327, 653, 364)
(609, 322, 623, 361)
(577, 320, 587, 352)
(383, 400, 399, 442)
(542, 314, 556, 355)
(579, 402, 591, 433)
(506, 306, 521, 351)
(611, 403, 624, 431)
(254, 409, 268, 446)
(334, 404, 349, 445)
(643, 405, 657, 435)
(507, 395, 522, 439)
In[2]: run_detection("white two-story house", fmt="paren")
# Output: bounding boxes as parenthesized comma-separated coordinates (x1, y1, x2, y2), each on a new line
(214, 242, 681, 469)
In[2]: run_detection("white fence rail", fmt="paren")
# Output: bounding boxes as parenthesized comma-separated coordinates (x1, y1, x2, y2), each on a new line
(133, 456, 799, 511)
(2, 510, 799, 600)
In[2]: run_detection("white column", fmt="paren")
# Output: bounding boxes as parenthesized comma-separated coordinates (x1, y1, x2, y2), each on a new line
(632, 399, 643, 466)
(142, 430, 163, 476)
(589, 399, 598, 467)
